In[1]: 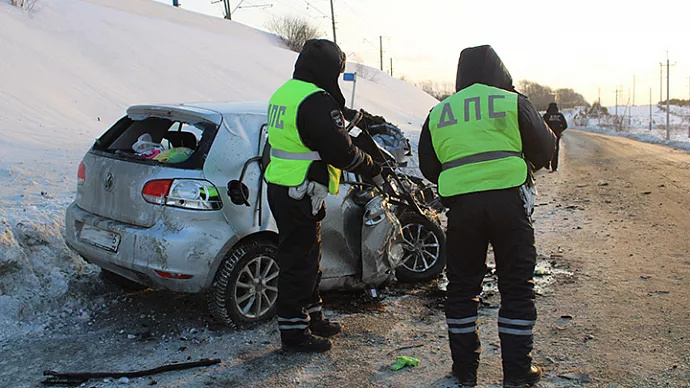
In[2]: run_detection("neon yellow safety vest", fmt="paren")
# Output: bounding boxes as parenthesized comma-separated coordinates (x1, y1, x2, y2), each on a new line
(265, 79, 342, 195)
(428, 83, 527, 197)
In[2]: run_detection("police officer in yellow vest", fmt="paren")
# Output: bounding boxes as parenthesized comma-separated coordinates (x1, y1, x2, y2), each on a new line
(265, 39, 383, 353)
(418, 45, 556, 387)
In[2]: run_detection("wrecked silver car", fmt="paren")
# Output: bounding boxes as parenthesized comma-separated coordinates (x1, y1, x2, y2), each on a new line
(64, 102, 445, 328)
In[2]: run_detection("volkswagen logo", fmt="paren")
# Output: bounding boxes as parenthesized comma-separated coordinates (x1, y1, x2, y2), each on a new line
(103, 173, 114, 191)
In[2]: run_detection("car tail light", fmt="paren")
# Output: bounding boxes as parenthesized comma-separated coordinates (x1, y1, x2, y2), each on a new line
(155, 270, 193, 279)
(142, 179, 173, 205)
(142, 179, 222, 210)
(77, 162, 86, 185)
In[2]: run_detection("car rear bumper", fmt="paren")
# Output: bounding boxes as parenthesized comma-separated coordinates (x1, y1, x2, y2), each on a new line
(64, 202, 233, 293)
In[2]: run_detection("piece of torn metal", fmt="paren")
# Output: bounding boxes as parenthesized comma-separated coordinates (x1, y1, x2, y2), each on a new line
(42, 358, 221, 386)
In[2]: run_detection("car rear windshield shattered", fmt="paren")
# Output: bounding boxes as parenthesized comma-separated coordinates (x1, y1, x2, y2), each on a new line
(92, 116, 219, 169)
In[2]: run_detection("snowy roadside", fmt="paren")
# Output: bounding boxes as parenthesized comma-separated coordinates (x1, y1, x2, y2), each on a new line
(572, 126, 690, 153)
(0, 217, 102, 341)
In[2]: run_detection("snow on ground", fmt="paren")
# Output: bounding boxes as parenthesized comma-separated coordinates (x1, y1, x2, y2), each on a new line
(0, 0, 437, 340)
(564, 105, 690, 152)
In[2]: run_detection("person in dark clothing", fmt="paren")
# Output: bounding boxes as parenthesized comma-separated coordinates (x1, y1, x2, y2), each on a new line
(418, 45, 555, 387)
(542, 102, 568, 172)
(265, 39, 383, 353)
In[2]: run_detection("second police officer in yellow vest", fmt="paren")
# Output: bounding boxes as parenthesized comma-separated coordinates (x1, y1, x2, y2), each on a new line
(265, 39, 384, 353)
(419, 45, 556, 387)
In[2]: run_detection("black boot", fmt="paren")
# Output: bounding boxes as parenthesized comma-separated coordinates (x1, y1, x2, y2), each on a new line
(452, 365, 477, 387)
(281, 330, 332, 353)
(448, 330, 480, 387)
(503, 365, 542, 387)
(309, 315, 342, 338)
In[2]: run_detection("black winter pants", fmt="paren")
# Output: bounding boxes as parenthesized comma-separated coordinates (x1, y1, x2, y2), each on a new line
(267, 183, 326, 337)
(550, 136, 561, 171)
(445, 188, 537, 379)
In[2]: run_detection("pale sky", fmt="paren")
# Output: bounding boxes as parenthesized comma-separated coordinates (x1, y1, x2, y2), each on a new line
(155, 0, 690, 106)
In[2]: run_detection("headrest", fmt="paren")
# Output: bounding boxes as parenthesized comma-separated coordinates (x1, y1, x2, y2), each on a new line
(165, 131, 197, 149)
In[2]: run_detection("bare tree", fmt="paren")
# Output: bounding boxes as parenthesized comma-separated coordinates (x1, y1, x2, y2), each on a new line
(348, 54, 378, 82)
(517, 80, 554, 111)
(266, 15, 322, 53)
(415, 80, 454, 101)
(517, 80, 589, 111)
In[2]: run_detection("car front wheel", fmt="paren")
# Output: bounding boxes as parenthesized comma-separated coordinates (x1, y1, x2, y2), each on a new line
(207, 239, 279, 328)
(395, 212, 446, 283)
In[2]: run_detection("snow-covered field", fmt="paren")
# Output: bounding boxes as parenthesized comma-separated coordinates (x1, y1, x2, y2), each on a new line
(566, 105, 690, 152)
(0, 0, 437, 340)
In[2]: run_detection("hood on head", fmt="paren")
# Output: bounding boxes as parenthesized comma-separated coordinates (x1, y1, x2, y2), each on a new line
(293, 39, 347, 109)
(547, 102, 559, 113)
(455, 45, 514, 92)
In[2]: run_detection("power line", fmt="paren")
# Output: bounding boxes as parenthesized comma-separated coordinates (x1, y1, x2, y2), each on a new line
(302, 0, 330, 19)
(340, 0, 376, 32)
(232, 0, 246, 12)
(233, 0, 273, 13)
(273, 0, 322, 20)
(362, 37, 377, 49)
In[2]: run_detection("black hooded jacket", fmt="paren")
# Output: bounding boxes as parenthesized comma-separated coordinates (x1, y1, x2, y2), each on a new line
(289, 39, 381, 185)
(418, 45, 556, 188)
(543, 103, 568, 137)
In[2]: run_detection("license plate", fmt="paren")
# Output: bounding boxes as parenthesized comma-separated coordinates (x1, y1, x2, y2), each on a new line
(80, 224, 121, 253)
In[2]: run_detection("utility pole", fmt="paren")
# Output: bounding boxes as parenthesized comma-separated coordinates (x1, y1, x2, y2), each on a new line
(649, 87, 653, 131)
(597, 87, 601, 126)
(615, 87, 619, 131)
(632, 75, 636, 106)
(329, 0, 337, 44)
(615, 88, 618, 117)
(659, 53, 676, 140)
(213, 0, 271, 21)
(224, 0, 231, 19)
(628, 87, 631, 129)
(210, 0, 231, 19)
(659, 63, 662, 105)
(390, 58, 393, 77)
(666, 52, 670, 140)
(379, 36, 383, 71)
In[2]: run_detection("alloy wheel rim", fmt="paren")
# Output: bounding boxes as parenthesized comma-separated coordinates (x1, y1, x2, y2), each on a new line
(234, 255, 279, 319)
(400, 223, 440, 273)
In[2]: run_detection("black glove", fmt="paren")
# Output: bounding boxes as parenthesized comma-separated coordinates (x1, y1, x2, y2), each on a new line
(342, 107, 358, 121)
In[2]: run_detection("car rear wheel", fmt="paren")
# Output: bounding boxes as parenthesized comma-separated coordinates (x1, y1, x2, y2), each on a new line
(207, 239, 279, 328)
(395, 212, 446, 283)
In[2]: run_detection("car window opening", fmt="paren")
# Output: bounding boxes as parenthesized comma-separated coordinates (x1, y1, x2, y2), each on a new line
(92, 116, 219, 169)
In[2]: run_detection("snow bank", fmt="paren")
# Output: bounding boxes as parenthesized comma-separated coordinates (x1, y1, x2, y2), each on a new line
(0, 0, 437, 337)
(562, 105, 690, 152)
(0, 220, 100, 340)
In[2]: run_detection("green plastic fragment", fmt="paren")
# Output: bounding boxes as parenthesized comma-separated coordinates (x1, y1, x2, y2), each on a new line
(390, 355, 420, 371)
